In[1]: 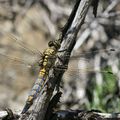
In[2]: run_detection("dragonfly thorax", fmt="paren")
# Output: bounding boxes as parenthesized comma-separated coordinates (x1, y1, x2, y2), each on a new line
(44, 47, 57, 56)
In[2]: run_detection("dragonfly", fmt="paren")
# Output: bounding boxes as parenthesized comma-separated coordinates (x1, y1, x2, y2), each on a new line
(0, 33, 62, 114)
(0, 33, 119, 114)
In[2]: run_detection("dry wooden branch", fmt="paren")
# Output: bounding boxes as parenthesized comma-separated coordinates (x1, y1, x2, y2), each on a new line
(25, 0, 93, 120)
(1, 109, 120, 120)
(74, 0, 120, 50)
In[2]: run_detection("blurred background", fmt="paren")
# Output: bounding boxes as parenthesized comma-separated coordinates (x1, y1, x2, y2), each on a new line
(0, 0, 120, 113)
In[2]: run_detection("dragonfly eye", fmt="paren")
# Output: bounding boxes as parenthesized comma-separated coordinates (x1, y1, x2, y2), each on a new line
(48, 40, 61, 49)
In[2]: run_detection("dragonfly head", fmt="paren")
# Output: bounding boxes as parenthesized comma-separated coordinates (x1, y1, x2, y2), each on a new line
(48, 40, 61, 50)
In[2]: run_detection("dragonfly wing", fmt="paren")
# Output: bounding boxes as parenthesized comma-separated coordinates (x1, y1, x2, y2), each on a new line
(0, 35, 42, 104)
(56, 48, 119, 81)
(0, 32, 44, 67)
(7, 33, 43, 56)
(58, 48, 117, 60)
(0, 52, 34, 67)
(1, 32, 43, 58)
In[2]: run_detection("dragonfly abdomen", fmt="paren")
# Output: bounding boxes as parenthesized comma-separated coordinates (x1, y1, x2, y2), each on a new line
(30, 77, 47, 97)
(21, 77, 47, 114)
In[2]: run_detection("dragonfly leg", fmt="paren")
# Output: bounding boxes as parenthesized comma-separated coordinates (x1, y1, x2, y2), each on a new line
(54, 65, 68, 71)
(58, 49, 68, 52)
(57, 55, 64, 64)
(57, 52, 71, 64)
(57, 55, 70, 65)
